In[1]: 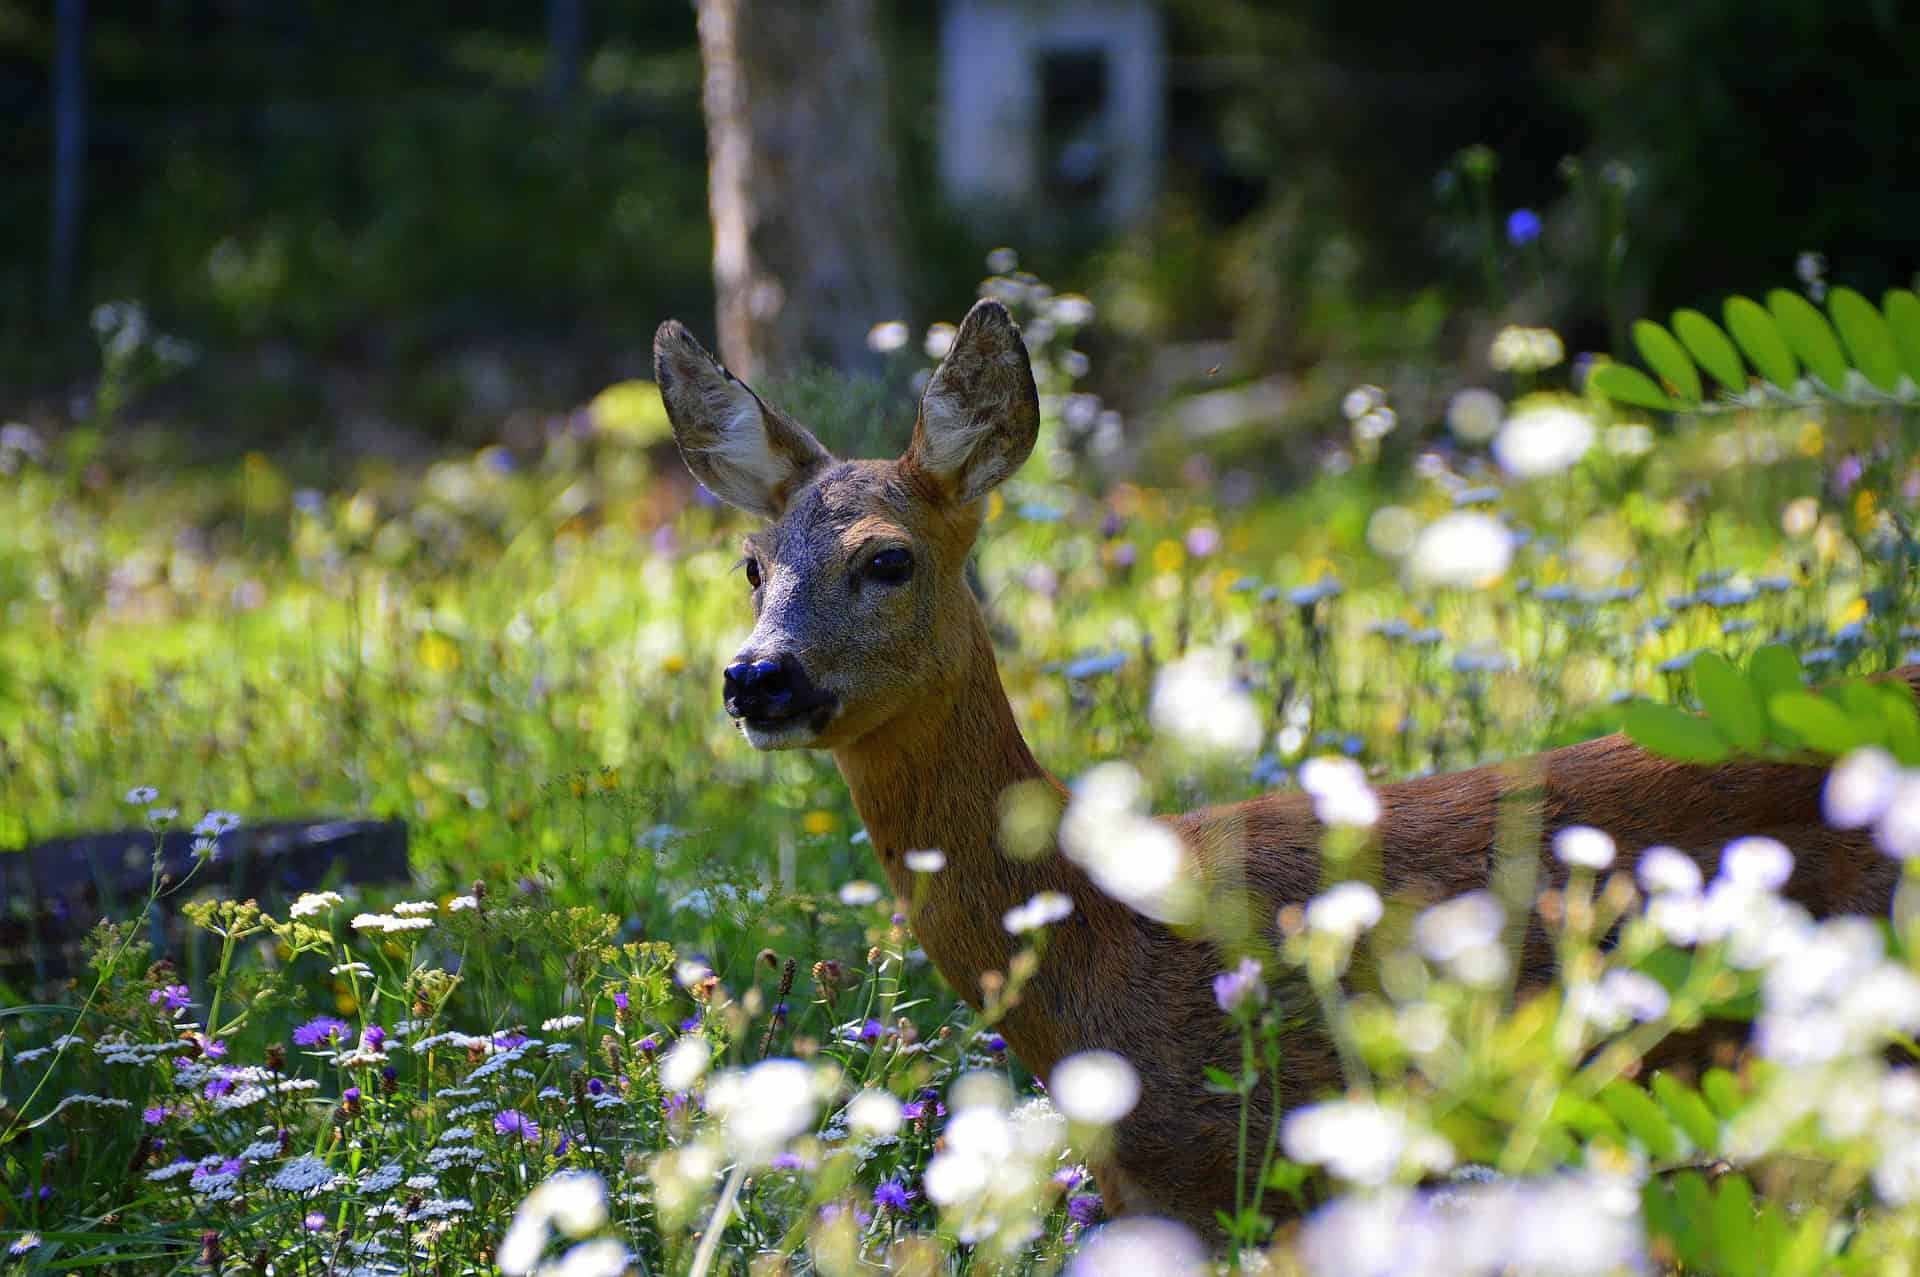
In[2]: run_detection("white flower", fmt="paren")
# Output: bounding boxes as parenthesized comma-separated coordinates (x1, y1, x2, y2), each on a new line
(1489, 325, 1566, 374)
(1719, 837, 1794, 891)
(1827, 747, 1900, 829)
(1446, 387, 1505, 442)
(1050, 293, 1095, 326)
(268, 1154, 337, 1194)
(706, 1059, 823, 1164)
(1282, 1100, 1452, 1187)
(541, 1015, 585, 1032)
(350, 913, 431, 933)
(193, 810, 241, 836)
(1003, 890, 1074, 935)
(1050, 1050, 1140, 1126)
(1405, 511, 1516, 590)
(391, 899, 438, 916)
(124, 785, 158, 804)
(1636, 846, 1701, 896)
(1060, 763, 1197, 923)
(1414, 891, 1509, 987)
(1494, 402, 1594, 477)
(837, 880, 884, 907)
(291, 891, 344, 918)
(1299, 755, 1382, 827)
(924, 322, 958, 359)
(847, 1088, 904, 1136)
(147, 806, 179, 824)
(905, 848, 946, 873)
(550, 1239, 630, 1277)
(1067, 1218, 1207, 1277)
(449, 893, 480, 910)
(657, 1037, 711, 1092)
(866, 320, 910, 353)
(498, 1171, 609, 1276)
(1149, 648, 1262, 756)
(1876, 773, 1920, 859)
(1554, 825, 1616, 870)
(1306, 881, 1384, 941)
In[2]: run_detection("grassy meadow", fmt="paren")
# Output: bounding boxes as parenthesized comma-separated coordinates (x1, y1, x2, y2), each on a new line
(5, 274, 1920, 1274)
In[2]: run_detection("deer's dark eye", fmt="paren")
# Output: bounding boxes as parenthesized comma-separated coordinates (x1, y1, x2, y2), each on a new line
(866, 547, 913, 584)
(742, 558, 762, 590)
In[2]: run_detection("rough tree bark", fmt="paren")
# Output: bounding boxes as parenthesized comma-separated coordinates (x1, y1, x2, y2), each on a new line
(695, 0, 909, 381)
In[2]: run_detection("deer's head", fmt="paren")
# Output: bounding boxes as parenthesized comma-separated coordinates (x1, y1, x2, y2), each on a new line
(655, 299, 1040, 751)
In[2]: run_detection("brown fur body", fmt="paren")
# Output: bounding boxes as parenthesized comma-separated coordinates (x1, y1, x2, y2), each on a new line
(654, 298, 1910, 1237)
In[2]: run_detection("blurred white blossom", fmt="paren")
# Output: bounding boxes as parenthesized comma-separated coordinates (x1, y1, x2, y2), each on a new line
(1494, 402, 1594, 477)
(1051, 1050, 1140, 1126)
(1299, 755, 1381, 827)
(1406, 512, 1514, 589)
(1149, 648, 1262, 756)
(1060, 763, 1197, 923)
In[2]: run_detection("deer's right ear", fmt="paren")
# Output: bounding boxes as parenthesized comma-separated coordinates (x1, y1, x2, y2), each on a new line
(905, 299, 1040, 505)
(654, 321, 831, 518)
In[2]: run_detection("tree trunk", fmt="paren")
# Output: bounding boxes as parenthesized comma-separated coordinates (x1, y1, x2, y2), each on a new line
(48, 0, 87, 317)
(695, 0, 909, 381)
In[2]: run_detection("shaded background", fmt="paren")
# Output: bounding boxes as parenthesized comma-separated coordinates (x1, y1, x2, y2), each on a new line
(1, 0, 1916, 466)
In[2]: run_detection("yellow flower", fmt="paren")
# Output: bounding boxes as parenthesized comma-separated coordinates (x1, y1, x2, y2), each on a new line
(1152, 539, 1185, 574)
(1841, 596, 1870, 627)
(661, 653, 687, 675)
(986, 491, 1005, 522)
(802, 810, 836, 836)
(1796, 420, 1825, 456)
(1854, 487, 1878, 531)
(335, 990, 358, 1015)
(417, 632, 461, 674)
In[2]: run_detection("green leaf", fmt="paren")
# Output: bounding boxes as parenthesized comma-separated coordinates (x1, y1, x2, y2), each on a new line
(1767, 288, 1850, 389)
(1828, 287, 1904, 392)
(1885, 289, 1920, 384)
(1749, 644, 1807, 749)
(1672, 308, 1749, 393)
(1692, 651, 1766, 752)
(1672, 1171, 1715, 1263)
(1748, 644, 1805, 702)
(1701, 1067, 1745, 1118)
(1723, 295, 1799, 388)
(1598, 1080, 1683, 1160)
(1779, 1206, 1833, 1277)
(1712, 1173, 1759, 1277)
(1624, 701, 1732, 763)
(1768, 690, 1870, 758)
(1632, 320, 1702, 403)
(1587, 362, 1678, 412)
(1652, 1072, 1721, 1154)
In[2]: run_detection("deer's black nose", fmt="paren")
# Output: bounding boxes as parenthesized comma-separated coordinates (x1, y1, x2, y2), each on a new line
(724, 655, 802, 721)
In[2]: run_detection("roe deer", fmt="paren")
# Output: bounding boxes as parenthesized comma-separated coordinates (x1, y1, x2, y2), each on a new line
(655, 298, 1911, 1235)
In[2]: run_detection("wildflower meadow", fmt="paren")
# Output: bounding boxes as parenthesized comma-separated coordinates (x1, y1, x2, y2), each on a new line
(8, 254, 1920, 1277)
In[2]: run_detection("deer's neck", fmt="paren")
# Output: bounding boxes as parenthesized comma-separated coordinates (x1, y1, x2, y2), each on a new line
(831, 608, 1101, 1030)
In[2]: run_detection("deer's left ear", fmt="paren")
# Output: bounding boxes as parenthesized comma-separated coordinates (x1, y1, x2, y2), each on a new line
(655, 321, 832, 518)
(905, 299, 1040, 505)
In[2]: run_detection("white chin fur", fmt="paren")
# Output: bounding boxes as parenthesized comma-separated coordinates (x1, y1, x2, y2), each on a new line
(741, 718, 823, 751)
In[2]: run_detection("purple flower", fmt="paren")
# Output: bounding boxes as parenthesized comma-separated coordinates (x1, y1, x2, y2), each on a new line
(1212, 957, 1268, 1018)
(679, 1016, 701, 1032)
(1834, 454, 1865, 494)
(858, 1019, 885, 1043)
(638, 1036, 659, 1053)
(1068, 1193, 1102, 1225)
(204, 1075, 235, 1100)
(494, 1109, 540, 1143)
(360, 1025, 387, 1052)
(493, 1030, 529, 1051)
(1184, 526, 1221, 559)
(342, 1087, 362, 1105)
(1053, 1166, 1086, 1188)
(202, 1039, 228, 1059)
(303, 1211, 328, 1232)
(149, 984, 191, 1012)
(873, 1180, 913, 1211)
(1506, 208, 1542, 246)
(987, 1034, 1007, 1053)
(772, 1152, 805, 1170)
(612, 991, 630, 1012)
(142, 1105, 172, 1126)
(587, 1077, 606, 1097)
(292, 1016, 350, 1048)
